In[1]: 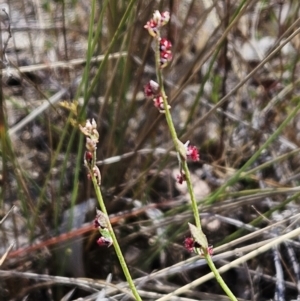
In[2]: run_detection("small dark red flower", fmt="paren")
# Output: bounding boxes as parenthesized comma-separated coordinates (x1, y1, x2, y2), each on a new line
(160, 50, 172, 68)
(144, 19, 159, 37)
(144, 11, 170, 37)
(176, 172, 186, 184)
(94, 218, 100, 228)
(184, 237, 195, 252)
(186, 145, 199, 161)
(153, 95, 164, 110)
(97, 236, 113, 248)
(160, 38, 172, 51)
(144, 80, 160, 98)
(153, 95, 171, 113)
(85, 151, 93, 165)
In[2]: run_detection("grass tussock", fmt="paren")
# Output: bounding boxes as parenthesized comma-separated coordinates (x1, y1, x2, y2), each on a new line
(1, 0, 300, 300)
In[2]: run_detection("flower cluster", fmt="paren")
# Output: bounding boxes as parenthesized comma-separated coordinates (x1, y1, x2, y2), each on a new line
(144, 10, 172, 68)
(159, 38, 172, 68)
(144, 10, 170, 37)
(184, 140, 200, 162)
(79, 119, 101, 185)
(184, 237, 213, 256)
(176, 140, 200, 184)
(94, 209, 113, 247)
(144, 80, 170, 113)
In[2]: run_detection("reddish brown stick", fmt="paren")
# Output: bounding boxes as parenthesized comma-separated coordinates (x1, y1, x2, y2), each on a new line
(7, 205, 156, 259)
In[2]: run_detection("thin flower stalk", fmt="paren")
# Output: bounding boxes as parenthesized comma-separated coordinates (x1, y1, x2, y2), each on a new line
(79, 120, 142, 301)
(152, 19, 201, 231)
(145, 10, 238, 301)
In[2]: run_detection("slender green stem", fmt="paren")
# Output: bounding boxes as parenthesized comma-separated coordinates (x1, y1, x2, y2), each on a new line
(181, 161, 201, 229)
(90, 174, 142, 301)
(205, 254, 238, 301)
(154, 37, 201, 230)
(154, 31, 237, 301)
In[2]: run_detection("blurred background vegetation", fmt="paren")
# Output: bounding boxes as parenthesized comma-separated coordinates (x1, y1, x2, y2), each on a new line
(1, 0, 300, 300)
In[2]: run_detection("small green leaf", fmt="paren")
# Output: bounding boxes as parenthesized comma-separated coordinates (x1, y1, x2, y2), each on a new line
(100, 228, 111, 239)
(188, 223, 208, 248)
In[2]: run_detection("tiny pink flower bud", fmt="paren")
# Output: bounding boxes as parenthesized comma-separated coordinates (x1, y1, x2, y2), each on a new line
(153, 95, 171, 113)
(160, 38, 172, 51)
(149, 80, 159, 93)
(85, 151, 93, 165)
(144, 80, 160, 98)
(207, 245, 214, 256)
(97, 236, 113, 248)
(153, 11, 170, 26)
(183, 141, 199, 161)
(160, 50, 172, 68)
(184, 237, 202, 253)
(187, 145, 199, 161)
(160, 11, 170, 25)
(144, 83, 153, 98)
(144, 19, 159, 37)
(144, 11, 170, 37)
(153, 95, 163, 110)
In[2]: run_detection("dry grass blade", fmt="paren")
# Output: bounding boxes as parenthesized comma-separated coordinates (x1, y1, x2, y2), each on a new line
(0, 242, 14, 266)
(156, 227, 300, 301)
